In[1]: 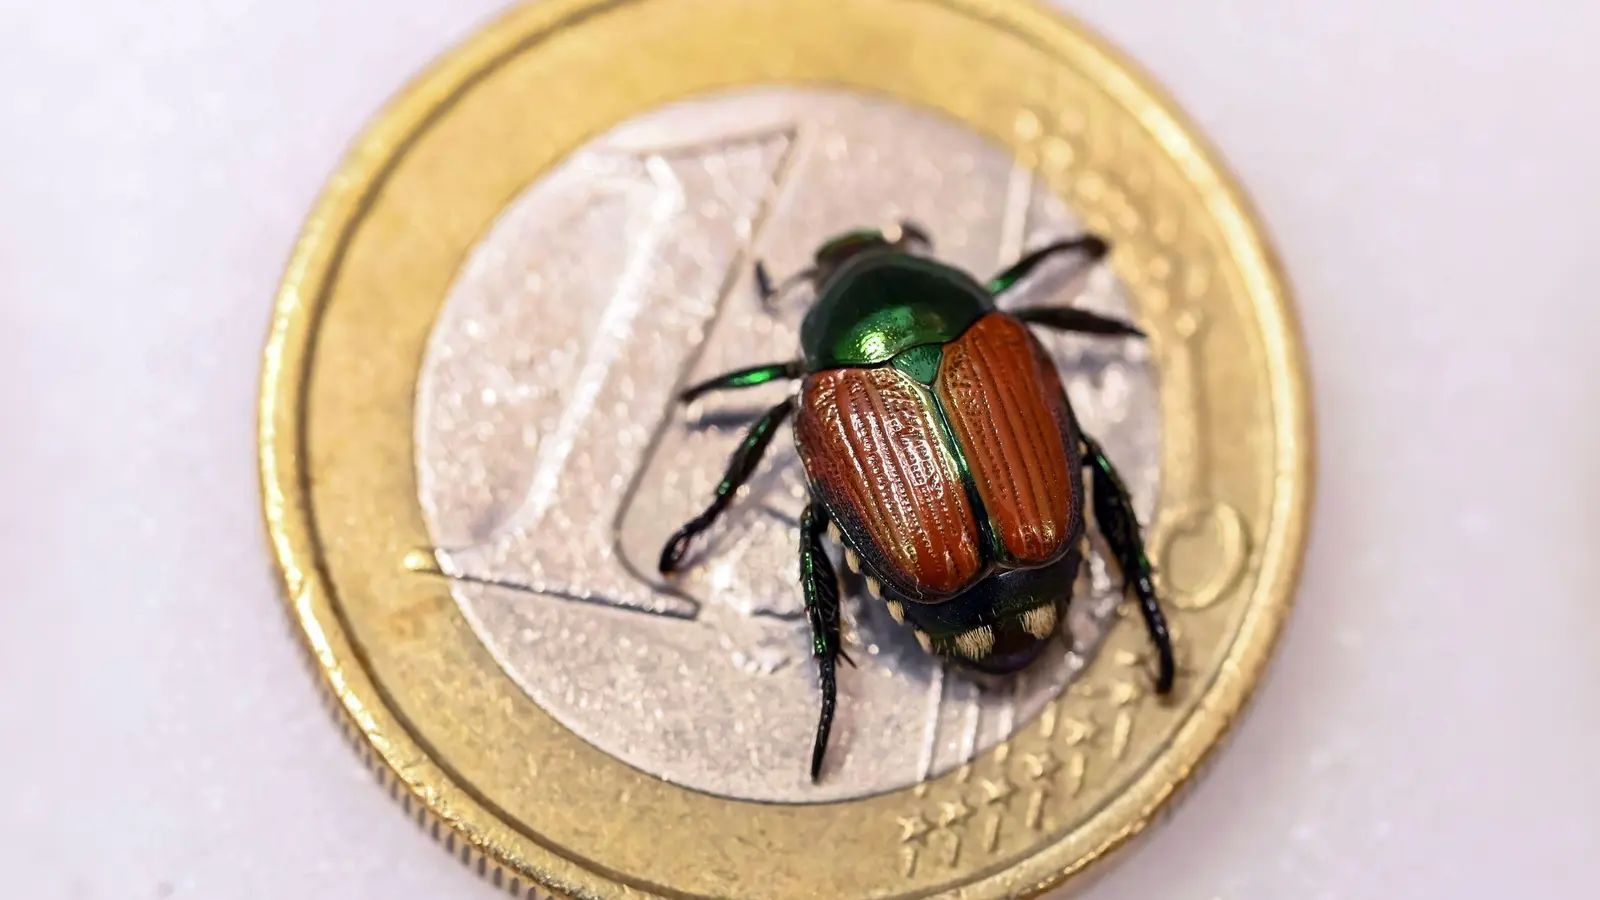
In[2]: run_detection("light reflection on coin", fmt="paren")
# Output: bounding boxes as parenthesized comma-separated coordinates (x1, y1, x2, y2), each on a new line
(414, 87, 1162, 802)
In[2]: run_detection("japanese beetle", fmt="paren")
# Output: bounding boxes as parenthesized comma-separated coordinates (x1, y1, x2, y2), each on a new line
(659, 223, 1175, 781)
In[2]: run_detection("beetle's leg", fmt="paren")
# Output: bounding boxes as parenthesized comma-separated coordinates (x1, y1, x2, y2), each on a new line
(987, 234, 1109, 295)
(1082, 433, 1176, 694)
(678, 361, 804, 404)
(756, 259, 819, 314)
(755, 260, 778, 302)
(1011, 306, 1145, 339)
(998, 234, 1143, 336)
(800, 500, 846, 781)
(659, 397, 795, 574)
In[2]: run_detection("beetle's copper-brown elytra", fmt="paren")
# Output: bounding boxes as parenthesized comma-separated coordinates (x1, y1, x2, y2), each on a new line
(793, 365, 984, 601)
(657, 226, 1178, 782)
(936, 312, 1085, 568)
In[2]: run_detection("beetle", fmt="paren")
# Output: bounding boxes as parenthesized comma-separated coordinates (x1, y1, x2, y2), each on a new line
(658, 223, 1175, 781)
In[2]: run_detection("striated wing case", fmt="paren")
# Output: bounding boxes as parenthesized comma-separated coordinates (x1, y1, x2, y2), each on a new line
(934, 312, 1084, 567)
(793, 366, 983, 601)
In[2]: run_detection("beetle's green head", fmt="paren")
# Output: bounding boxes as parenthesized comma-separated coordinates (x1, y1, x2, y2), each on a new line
(810, 223, 931, 285)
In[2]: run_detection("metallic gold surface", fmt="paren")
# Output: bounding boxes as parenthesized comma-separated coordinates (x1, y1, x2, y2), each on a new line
(258, 0, 1314, 897)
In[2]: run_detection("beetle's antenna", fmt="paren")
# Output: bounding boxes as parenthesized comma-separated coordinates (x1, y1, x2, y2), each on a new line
(893, 220, 934, 250)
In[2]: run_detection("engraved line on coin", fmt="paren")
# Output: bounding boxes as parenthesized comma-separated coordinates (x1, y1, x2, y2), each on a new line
(1145, 286, 1250, 609)
(997, 154, 1034, 263)
(915, 663, 947, 787)
(421, 162, 697, 616)
(914, 157, 1111, 786)
(957, 680, 981, 770)
(916, 155, 1033, 790)
(521, 158, 686, 550)
(422, 125, 803, 619)
(985, 154, 1034, 749)
(608, 124, 809, 607)
(894, 94, 1190, 860)
(402, 549, 698, 620)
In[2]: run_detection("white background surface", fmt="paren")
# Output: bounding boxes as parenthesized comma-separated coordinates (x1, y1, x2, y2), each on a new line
(3, 1, 1598, 897)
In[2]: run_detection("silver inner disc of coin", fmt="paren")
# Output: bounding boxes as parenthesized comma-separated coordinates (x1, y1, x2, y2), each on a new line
(414, 87, 1161, 803)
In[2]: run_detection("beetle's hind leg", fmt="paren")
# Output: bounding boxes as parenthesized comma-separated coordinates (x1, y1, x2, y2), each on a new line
(800, 501, 847, 782)
(1081, 433, 1176, 694)
(658, 397, 795, 574)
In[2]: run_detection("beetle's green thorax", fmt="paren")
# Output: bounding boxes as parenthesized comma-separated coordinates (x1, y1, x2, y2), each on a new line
(799, 251, 994, 368)
(889, 343, 942, 384)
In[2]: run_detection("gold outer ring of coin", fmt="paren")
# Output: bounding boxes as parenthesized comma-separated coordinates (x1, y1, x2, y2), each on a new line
(257, 0, 1315, 897)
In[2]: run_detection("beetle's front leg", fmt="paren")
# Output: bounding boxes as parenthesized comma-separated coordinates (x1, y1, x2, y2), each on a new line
(993, 233, 1146, 338)
(1082, 434, 1176, 694)
(677, 361, 803, 404)
(1012, 306, 1145, 339)
(987, 234, 1108, 294)
(800, 501, 847, 781)
(755, 259, 821, 314)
